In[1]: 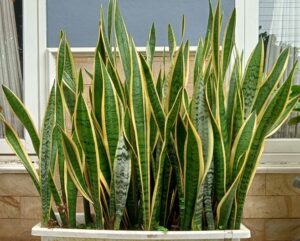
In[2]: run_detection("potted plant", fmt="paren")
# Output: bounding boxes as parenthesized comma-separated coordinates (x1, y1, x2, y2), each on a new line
(0, 0, 298, 240)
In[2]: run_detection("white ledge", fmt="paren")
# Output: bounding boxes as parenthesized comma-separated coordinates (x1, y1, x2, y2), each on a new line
(257, 165, 300, 174)
(32, 223, 250, 240)
(1, 155, 300, 174)
(0, 158, 38, 173)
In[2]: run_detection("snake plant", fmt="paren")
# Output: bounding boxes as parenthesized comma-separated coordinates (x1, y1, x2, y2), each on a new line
(1, 0, 299, 231)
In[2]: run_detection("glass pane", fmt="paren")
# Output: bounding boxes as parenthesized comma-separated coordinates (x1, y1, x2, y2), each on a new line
(259, 0, 300, 138)
(0, 0, 23, 138)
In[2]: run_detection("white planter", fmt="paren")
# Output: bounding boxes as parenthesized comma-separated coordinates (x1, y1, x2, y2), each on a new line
(32, 224, 251, 241)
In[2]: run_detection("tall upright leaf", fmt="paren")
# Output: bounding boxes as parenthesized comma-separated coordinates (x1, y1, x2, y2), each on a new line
(242, 40, 264, 117)
(75, 94, 103, 228)
(40, 85, 56, 225)
(182, 116, 205, 230)
(129, 42, 151, 229)
(114, 135, 131, 229)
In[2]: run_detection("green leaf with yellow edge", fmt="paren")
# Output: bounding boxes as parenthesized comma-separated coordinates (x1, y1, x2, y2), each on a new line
(40, 84, 56, 226)
(129, 40, 151, 229)
(234, 63, 295, 229)
(0, 114, 40, 192)
(182, 115, 205, 230)
(242, 39, 264, 117)
(75, 93, 103, 229)
(146, 23, 156, 68)
(150, 89, 183, 229)
(61, 129, 93, 203)
(100, 56, 121, 166)
(57, 32, 66, 84)
(230, 113, 257, 181)
(107, 59, 125, 105)
(93, 26, 106, 124)
(114, 2, 132, 88)
(63, 41, 76, 92)
(167, 44, 185, 111)
(222, 9, 236, 76)
(212, 1, 220, 77)
(168, 24, 176, 59)
(48, 172, 68, 226)
(140, 55, 165, 138)
(252, 48, 289, 115)
(2, 85, 40, 156)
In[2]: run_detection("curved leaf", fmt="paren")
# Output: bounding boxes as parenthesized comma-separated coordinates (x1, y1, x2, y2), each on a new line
(2, 85, 40, 155)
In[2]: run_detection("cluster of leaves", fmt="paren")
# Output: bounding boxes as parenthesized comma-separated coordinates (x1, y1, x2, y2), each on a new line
(1, 0, 299, 231)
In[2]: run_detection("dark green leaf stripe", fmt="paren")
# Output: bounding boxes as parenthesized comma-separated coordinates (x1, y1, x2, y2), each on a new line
(100, 6, 114, 64)
(108, 0, 114, 43)
(191, 69, 213, 168)
(55, 84, 66, 203)
(114, 2, 131, 84)
(212, 1, 220, 77)
(93, 27, 106, 124)
(62, 83, 76, 116)
(168, 24, 176, 59)
(207, 98, 226, 203)
(62, 42, 76, 92)
(40, 84, 56, 226)
(222, 9, 236, 77)
(146, 23, 156, 67)
(167, 45, 184, 111)
(227, 57, 240, 144)
(140, 55, 165, 138)
(230, 113, 256, 181)
(107, 59, 125, 105)
(93, 122, 111, 187)
(48, 172, 68, 226)
(66, 173, 77, 228)
(100, 56, 120, 166)
(252, 48, 289, 115)
(242, 40, 264, 117)
(194, 40, 204, 84)
(114, 135, 131, 230)
(77, 69, 84, 94)
(57, 32, 66, 84)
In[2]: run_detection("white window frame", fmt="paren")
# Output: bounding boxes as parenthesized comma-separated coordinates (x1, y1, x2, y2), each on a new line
(0, 0, 47, 155)
(10, 0, 296, 164)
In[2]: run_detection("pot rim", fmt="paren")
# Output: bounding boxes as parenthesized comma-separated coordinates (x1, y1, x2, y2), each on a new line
(31, 223, 251, 240)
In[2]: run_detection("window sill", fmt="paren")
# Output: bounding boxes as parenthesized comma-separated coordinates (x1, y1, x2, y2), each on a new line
(0, 156, 38, 173)
(1, 154, 300, 174)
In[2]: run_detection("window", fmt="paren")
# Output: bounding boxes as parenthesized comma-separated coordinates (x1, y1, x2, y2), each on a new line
(243, 0, 300, 163)
(0, 0, 23, 138)
(0, 0, 46, 155)
(259, 0, 300, 138)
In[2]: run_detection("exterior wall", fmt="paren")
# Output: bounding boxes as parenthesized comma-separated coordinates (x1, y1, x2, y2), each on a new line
(0, 172, 40, 241)
(2, 171, 299, 241)
(244, 173, 300, 241)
